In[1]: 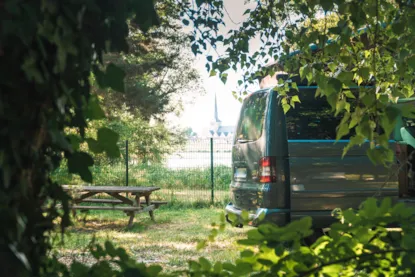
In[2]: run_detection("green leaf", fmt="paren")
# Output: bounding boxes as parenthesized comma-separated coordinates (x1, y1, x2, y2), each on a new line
(247, 229, 264, 240)
(328, 62, 337, 72)
(343, 90, 356, 99)
(336, 120, 350, 141)
(327, 78, 342, 95)
(299, 65, 310, 80)
(199, 257, 212, 271)
(392, 20, 405, 34)
(359, 67, 370, 80)
(337, 71, 354, 85)
(97, 127, 120, 158)
(257, 258, 274, 266)
(222, 262, 236, 272)
(106, 63, 125, 93)
(321, 264, 343, 275)
(85, 95, 105, 120)
(213, 262, 222, 273)
(50, 130, 71, 151)
(131, 0, 160, 32)
(93, 67, 108, 89)
(233, 262, 252, 275)
(325, 43, 341, 55)
(400, 104, 415, 119)
(196, 240, 207, 250)
(191, 43, 198, 55)
(70, 262, 89, 276)
(195, 0, 207, 6)
(238, 239, 259, 246)
(291, 95, 301, 104)
(380, 107, 400, 136)
(320, 0, 333, 11)
(66, 134, 82, 151)
(220, 73, 228, 83)
(282, 103, 291, 114)
(189, 260, 201, 271)
(340, 55, 352, 64)
(182, 19, 190, 26)
(147, 265, 163, 276)
(86, 138, 104, 154)
(240, 250, 254, 258)
(407, 55, 415, 70)
(366, 148, 382, 165)
(360, 197, 378, 218)
(377, 197, 392, 217)
(67, 152, 94, 182)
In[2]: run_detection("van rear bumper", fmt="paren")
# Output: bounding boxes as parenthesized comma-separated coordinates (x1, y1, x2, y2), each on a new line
(225, 202, 290, 226)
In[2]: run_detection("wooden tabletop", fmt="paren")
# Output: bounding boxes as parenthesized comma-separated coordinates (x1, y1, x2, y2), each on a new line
(62, 185, 160, 194)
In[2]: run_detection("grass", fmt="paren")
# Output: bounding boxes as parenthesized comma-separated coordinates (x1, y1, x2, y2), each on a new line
(52, 207, 252, 272)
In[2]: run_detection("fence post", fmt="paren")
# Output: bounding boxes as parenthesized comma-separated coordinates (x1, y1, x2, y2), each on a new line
(210, 137, 214, 204)
(125, 140, 129, 187)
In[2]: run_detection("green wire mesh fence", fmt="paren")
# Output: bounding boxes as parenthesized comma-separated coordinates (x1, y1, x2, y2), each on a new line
(52, 138, 233, 205)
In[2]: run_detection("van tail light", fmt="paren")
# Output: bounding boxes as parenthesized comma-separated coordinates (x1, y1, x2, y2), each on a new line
(395, 143, 401, 158)
(259, 156, 277, 183)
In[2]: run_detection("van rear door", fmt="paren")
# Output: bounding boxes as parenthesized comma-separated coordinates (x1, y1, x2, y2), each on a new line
(230, 90, 269, 211)
(286, 88, 398, 227)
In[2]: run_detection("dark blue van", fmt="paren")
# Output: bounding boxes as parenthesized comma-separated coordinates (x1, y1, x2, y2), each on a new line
(225, 74, 399, 229)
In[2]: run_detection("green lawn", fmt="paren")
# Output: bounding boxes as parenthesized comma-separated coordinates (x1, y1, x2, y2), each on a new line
(52, 207, 251, 272)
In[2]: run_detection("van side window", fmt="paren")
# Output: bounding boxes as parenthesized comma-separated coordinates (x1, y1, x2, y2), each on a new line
(235, 92, 267, 142)
(285, 88, 347, 140)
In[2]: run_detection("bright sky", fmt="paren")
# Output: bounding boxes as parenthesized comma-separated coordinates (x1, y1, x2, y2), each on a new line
(178, 0, 261, 134)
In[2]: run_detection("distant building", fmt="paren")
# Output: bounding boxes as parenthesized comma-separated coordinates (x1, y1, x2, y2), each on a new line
(200, 92, 235, 138)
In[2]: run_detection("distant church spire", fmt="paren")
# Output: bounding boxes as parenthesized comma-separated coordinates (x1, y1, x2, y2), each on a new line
(213, 92, 221, 123)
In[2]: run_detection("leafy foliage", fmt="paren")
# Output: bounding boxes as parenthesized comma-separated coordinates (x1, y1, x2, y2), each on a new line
(85, 106, 187, 165)
(0, 0, 160, 275)
(181, 0, 415, 165)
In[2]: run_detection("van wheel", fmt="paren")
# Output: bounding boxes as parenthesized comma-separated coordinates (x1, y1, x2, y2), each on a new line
(303, 228, 324, 246)
(234, 223, 243, 228)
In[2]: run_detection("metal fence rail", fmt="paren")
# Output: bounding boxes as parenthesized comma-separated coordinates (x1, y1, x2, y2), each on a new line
(52, 138, 233, 204)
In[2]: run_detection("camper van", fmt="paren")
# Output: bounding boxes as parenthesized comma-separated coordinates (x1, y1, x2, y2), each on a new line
(225, 73, 415, 229)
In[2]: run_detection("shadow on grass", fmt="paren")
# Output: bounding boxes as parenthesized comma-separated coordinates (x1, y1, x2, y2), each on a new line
(68, 212, 176, 234)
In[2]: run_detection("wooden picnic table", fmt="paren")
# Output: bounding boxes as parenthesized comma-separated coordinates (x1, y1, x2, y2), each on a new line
(62, 185, 166, 227)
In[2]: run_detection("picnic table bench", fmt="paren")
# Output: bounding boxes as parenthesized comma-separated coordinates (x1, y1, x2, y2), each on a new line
(62, 185, 167, 227)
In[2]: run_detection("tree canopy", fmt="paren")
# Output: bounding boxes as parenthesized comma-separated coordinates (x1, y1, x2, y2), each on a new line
(96, 2, 203, 121)
(182, 0, 415, 165)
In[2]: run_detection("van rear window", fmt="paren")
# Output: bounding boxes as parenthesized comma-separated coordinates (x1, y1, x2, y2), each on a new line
(286, 88, 348, 140)
(235, 91, 267, 142)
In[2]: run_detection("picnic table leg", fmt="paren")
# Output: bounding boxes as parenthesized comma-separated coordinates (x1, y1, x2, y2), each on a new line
(144, 194, 155, 221)
(128, 194, 141, 228)
(127, 212, 135, 227)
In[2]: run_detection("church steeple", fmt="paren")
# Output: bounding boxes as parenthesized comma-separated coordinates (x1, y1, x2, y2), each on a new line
(213, 92, 221, 123)
(209, 92, 222, 134)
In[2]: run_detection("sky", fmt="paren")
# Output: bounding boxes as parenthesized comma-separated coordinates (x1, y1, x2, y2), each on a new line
(178, 0, 262, 134)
